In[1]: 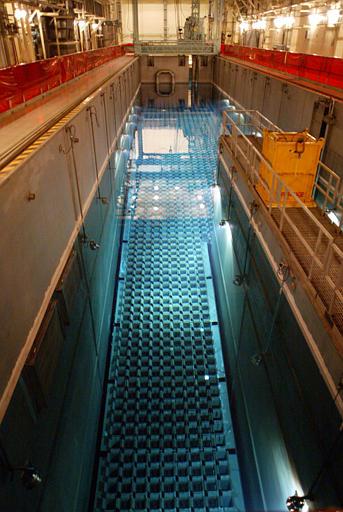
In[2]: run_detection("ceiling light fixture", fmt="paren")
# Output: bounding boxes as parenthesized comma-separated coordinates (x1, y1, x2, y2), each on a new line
(252, 19, 267, 30)
(327, 7, 340, 26)
(274, 15, 285, 28)
(273, 15, 295, 28)
(239, 20, 249, 32)
(286, 492, 307, 512)
(284, 15, 295, 28)
(14, 8, 27, 20)
(78, 19, 88, 30)
(308, 12, 322, 26)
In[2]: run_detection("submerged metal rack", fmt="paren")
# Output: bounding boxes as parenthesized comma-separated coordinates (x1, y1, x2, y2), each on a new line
(93, 106, 244, 511)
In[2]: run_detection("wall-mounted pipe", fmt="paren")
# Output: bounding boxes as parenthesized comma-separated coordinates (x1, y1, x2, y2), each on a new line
(115, 149, 129, 171)
(120, 135, 133, 151)
(128, 114, 138, 124)
(124, 122, 137, 137)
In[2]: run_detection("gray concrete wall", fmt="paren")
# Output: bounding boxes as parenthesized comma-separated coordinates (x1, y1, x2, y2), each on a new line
(196, 55, 215, 83)
(214, 56, 343, 178)
(0, 57, 140, 511)
(211, 163, 343, 509)
(230, 7, 343, 58)
(140, 55, 189, 83)
(140, 55, 215, 85)
(0, 58, 139, 422)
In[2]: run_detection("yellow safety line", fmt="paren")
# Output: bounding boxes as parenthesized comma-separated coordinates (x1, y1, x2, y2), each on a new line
(0, 57, 137, 179)
(0, 106, 82, 178)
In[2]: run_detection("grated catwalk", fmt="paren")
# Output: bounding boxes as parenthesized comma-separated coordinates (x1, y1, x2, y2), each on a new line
(94, 105, 244, 511)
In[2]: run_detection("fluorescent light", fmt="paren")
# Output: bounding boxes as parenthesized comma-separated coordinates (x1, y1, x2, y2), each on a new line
(309, 12, 322, 26)
(327, 8, 340, 26)
(284, 15, 295, 28)
(240, 20, 249, 32)
(78, 19, 88, 30)
(273, 15, 295, 28)
(14, 8, 27, 20)
(252, 19, 266, 30)
(274, 16, 285, 28)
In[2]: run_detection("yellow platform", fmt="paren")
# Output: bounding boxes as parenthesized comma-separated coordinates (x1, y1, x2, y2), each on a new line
(256, 130, 324, 208)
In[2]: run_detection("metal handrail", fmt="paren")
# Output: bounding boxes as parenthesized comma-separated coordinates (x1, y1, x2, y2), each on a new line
(314, 160, 342, 224)
(135, 40, 218, 55)
(221, 109, 343, 328)
(225, 109, 281, 133)
(223, 109, 342, 216)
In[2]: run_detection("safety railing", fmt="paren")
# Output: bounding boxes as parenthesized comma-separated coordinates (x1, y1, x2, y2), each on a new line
(220, 44, 343, 90)
(223, 109, 343, 222)
(0, 45, 125, 114)
(135, 40, 217, 55)
(223, 109, 280, 137)
(221, 109, 343, 328)
(314, 161, 343, 223)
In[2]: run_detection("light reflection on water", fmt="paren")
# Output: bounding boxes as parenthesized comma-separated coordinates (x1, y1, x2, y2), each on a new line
(132, 85, 307, 511)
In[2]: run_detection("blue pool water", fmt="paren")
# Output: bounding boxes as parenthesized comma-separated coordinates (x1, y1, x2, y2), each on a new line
(93, 103, 245, 510)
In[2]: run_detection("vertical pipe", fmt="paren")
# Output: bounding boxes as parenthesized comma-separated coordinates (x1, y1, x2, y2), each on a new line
(88, 106, 102, 199)
(37, 13, 47, 59)
(116, 0, 122, 42)
(53, 17, 60, 56)
(132, 0, 139, 44)
(163, 0, 168, 40)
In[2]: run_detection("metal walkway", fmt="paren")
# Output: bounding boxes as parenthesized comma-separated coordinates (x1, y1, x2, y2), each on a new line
(93, 105, 244, 511)
(0, 56, 136, 171)
(221, 109, 343, 348)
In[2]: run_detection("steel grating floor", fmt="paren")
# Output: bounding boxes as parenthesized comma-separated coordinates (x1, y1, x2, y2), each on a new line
(223, 134, 343, 342)
(93, 105, 244, 511)
(270, 207, 343, 341)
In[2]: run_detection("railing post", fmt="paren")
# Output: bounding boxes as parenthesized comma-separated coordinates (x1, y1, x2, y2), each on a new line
(233, 126, 238, 158)
(279, 185, 287, 232)
(323, 239, 334, 275)
(328, 263, 343, 315)
(250, 149, 256, 184)
(327, 172, 333, 211)
(269, 173, 275, 214)
(220, 104, 343, 335)
(308, 230, 322, 280)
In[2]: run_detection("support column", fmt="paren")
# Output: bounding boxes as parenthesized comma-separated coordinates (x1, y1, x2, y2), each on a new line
(132, 0, 139, 44)
(163, 0, 168, 40)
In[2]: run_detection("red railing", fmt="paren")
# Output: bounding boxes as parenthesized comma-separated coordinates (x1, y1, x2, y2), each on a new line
(0, 45, 125, 114)
(220, 44, 343, 90)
